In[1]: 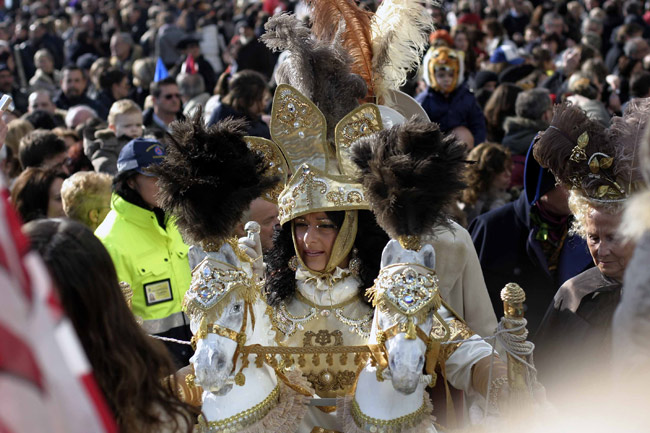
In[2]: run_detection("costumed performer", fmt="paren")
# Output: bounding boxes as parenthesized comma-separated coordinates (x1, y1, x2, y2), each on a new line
(533, 101, 647, 401)
(258, 14, 390, 432)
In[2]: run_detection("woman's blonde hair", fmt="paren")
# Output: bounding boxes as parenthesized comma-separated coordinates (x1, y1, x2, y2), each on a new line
(61, 171, 113, 226)
(568, 189, 624, 238)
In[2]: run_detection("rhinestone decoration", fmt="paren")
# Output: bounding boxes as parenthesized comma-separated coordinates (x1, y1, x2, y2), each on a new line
(186, 260, 249, 312)
(374, 264, 440, 316)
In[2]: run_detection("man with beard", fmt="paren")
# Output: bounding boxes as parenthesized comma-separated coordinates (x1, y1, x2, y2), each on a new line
(53, 65, 103, 117)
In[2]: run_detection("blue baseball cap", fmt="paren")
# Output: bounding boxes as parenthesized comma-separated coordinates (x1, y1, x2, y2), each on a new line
(117, 138, 166, 176)
(490, 45, 525, 65)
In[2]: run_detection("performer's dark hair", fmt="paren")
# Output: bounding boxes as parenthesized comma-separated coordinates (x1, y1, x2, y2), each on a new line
(264, 209, 388, 306)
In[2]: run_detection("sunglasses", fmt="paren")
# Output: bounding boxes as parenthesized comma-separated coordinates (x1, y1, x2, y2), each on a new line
(163, 93, 181, 100)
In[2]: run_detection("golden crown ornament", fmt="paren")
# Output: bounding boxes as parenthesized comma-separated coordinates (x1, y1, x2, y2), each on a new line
(244, 84, 384, 225)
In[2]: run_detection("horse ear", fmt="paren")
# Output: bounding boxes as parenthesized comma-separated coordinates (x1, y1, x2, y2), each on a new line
(380, 239, 401, 267)
(419, 244, 436, 270)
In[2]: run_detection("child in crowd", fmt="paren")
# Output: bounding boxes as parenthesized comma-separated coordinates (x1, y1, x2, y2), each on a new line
(416, 46, 487, 145)
(85, 99, 143, 174)
(460, 142, 514, 224)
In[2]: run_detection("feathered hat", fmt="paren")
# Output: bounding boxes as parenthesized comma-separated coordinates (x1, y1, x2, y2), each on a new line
(258, 14, 386, 226)
(533, 101, 646, 203)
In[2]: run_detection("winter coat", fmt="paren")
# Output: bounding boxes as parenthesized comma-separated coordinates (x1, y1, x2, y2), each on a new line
(415, 84, 487, 144)
(142, 107, 184, 136)
(501, 116, 548, 156)
(85, 128, 132, 175)
(95, 194, 193, 366)
(534, 267, 621, 401)
(207, 102, 270, 139)
(53, 91, 106, 120)
(469, 193, 593, 333)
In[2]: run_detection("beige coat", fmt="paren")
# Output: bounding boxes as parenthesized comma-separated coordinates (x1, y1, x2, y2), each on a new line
(425, 221, 497, 338)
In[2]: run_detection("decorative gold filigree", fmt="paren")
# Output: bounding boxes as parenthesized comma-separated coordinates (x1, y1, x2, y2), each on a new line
(335, 103, 383, 177)
(183, 256, 254, 322)
(368, 263, 441, 318)
(351, 394, 430, 433)
(398, 235, 422, 251)
(306, 368, 357, 394)
(569, 131, 589, 163)
(439, 319, 475, 362)
(278, 164, 369, 225)
(270, 84, 330, 173)
(245, 136, 290, 203)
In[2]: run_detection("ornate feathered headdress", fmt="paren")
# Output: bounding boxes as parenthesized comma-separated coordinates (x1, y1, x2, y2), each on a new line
(259, 14, 385, 226)
(350, 120, 467, 250)
(533, 101, 646, 203)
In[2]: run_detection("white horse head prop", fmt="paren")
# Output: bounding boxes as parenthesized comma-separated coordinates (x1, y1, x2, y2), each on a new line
(184, 241, 259, 395)
(368, 240, 447, 394)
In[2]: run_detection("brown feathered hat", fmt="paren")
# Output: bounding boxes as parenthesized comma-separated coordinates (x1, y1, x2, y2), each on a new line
(534, 101, 647, 203)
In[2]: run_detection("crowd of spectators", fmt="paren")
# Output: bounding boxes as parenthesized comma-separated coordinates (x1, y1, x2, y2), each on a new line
(2, 0, 650, 430)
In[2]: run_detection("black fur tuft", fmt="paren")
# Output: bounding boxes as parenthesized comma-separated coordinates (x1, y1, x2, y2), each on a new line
(149, 109, 279, 245)
(351, 119, 468, 239)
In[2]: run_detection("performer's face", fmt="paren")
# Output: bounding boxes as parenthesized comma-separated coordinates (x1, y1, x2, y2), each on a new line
(585, 208, 634, 281)
(294, 212, 339, 272)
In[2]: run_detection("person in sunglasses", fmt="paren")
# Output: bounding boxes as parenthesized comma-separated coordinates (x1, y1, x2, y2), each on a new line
(142, 76, 185, 135)
(416, 46, 487, 147)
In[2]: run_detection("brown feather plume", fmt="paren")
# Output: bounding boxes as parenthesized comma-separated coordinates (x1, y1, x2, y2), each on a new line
(308, 0, 375, 100)
(533, 102, 612, 188)
(607, 97, 650, 193)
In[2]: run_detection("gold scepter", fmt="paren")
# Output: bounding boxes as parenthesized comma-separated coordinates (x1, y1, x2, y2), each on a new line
(500, 282, 533, 407)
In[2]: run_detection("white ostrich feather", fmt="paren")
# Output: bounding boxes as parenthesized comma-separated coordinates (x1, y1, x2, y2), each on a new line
(370, 0, 436, 101)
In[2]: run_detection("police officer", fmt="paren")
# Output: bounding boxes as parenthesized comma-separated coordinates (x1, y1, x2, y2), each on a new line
(96, 137, 193, 366)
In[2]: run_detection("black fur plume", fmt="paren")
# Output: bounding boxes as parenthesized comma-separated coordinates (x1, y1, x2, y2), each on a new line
(149, 110, 279, 245)
(350, 119, 467, 238)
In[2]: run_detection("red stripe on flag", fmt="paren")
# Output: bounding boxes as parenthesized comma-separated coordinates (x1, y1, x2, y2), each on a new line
(0, 324, 43, 390)
(0, 419, 15, 433)
(79, 373, 118, 433)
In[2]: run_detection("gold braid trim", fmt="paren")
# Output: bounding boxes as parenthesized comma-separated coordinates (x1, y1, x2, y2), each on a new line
(172, 365, 203, 407)
(197, 385, 281, 432)
(438, 319, 474, 362)
(336, 393, 435, 433)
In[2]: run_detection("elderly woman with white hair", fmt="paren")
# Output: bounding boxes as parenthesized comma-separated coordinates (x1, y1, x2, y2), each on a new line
(532, 100, 648, 402)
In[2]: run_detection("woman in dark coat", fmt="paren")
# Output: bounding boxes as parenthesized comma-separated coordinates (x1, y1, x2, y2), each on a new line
(532, 100, 648, 402)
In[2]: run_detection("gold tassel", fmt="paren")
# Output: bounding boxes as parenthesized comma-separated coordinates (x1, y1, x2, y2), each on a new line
(312, 354, 320, 366)
(326, 353, 334, 366)
(405, 317, 417, 340)
(254, 354, 264, 368)
(340, 353, 348, 365)
(197, 316, 208, 340)
(298, 353, 306, 367)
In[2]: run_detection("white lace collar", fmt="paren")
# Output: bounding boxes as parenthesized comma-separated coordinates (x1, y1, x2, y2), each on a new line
(295, 266, 361, 306)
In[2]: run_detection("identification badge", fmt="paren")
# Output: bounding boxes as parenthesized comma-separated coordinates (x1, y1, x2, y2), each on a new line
(144, 279, 173, 306)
